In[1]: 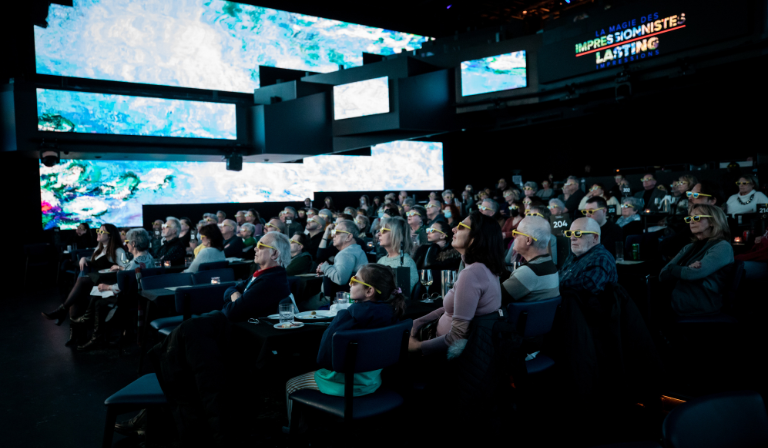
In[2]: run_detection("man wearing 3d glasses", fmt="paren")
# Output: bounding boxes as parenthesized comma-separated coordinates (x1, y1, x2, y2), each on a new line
(634, 173, 667, 213)
(558, 175, 586, 221)
(558, 218, 618, 296)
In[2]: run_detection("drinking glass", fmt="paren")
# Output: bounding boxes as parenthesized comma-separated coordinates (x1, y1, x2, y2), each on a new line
(211, 277, 221, 284)
(279, 303, 294, 325)
(420, 270, 434, 303)
(163, 260, 171, 268)
(615, 242, 624, 263)
(154, 260, 161, 268)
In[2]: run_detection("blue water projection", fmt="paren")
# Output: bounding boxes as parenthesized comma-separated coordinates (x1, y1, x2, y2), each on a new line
(37, 89, 237, 139)
(460, 50, 528, 97)
(35, 0, 430, 93)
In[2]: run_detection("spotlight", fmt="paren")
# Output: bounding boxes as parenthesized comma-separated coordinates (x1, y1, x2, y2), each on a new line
(226, 153, 243, 171)
(41, 149, 60, 167)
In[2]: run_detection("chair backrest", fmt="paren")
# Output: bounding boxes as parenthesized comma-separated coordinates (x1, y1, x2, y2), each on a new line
(141, 273, 193, 290)
(662, 390, 768, 448)
(331, 319, 413, 373)
(506, 296, 562, 338)
(72, 248, 93, 262)
(198, 260, 229, 271)
(174, 283, 233, 319)
(191, 268, 235, 285)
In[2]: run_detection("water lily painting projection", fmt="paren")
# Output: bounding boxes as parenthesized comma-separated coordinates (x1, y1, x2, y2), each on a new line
(35, 0, 429, 93)
(40, 141, 444, 229)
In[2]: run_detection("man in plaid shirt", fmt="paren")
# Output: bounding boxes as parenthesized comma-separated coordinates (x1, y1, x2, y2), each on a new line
(559, 218, 618, 295)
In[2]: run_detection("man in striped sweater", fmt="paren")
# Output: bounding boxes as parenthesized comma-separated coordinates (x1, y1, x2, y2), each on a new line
(501, 216, 560, 304)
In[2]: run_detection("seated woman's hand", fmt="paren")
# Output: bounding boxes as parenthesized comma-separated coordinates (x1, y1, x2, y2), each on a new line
(79, 257, 88, 270)
(688, 261, 702, 269)
(408, 336, 422, 353)
(755, 236, 763, 245)
(316, 262, 326, 275)
(97, 283, 111, 292)
(230, 291, 242, 302)
(110, 265, 121, 271)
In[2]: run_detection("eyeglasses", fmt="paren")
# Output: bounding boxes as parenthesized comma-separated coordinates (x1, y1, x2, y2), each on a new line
(256, 241, 276, 250)
(349, 275, 381, 294)
(265, 223, 279, 230)
(509, 205, 519, 210)
(736, 181, 752, 185)
(406, 211, 421, 217)
(125, 240, 134, 245)
(581, 207, 605, 216)
(640, 177, 655, 182)
(621, 204, 635, 208)
(589, 186, 601, 192)
(458, 222, 471, 231)
(290, 239, 302, 246)
(331, 229, 352, 237)
(526, 212, 544, 218)
(245, 213, 254, 218)
(97, 229, 110, 235)
(477, 205, 490, 211)
(511, 229, 538, 241)
(670, 182, 679, 187)
(684, 215, 713, 223)
(307, 211, 316, 216)
(564, 182, 577, 187)
(524, 187, 534, 191)
(686, 191, 712, 199)
(522, 200, 532, 205)
(546, 205, 558, 210)
(426, 203, 438, 209)
(426, 227, 446, 235)
(678, 181, 688, 185)
(563, 230, 599, 238)
(219, 223, 234, 229)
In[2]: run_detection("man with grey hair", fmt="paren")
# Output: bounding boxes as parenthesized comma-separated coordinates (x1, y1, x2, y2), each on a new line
(442, 189, 461, 221)
(216, 210, 226, 224)
(478, 198, 499, 217)
(311, 220, 367, 307)
(304, 214, 326, 258)
(502, 216, 560, 303)
(221, 232, 292, 322)
(156, 216, 186, 265)
(265, 217, 285, 234)
(558, 176, 586, 221)
(559, 218, 617, 295)
(402, 197, 416, 213)
(219, 219, 244, 258)
(282, 207, 303, 237)
(425, 199, 447, 228)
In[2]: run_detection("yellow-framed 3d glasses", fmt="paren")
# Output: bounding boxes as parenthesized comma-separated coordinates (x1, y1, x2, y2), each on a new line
(735, 181, 752, 186)
(621, 204, 635, 208)
(406, 211, 421, 217)
(426, 227, 446, 235)
(563, 230, 599, 238)
(525, 212, 544, 218)
(684, 215, 713, 223)
(477, 205, 490, 211)
(686, 191, 712, 199)
(290, 239, 303, 247)
(380, 227, 392, 234)
(511, 229, 538, 241)
(331, 229, 352, 237)
(640, 177, 655, 182)
(349, 275, 381, 294)
(458, 221, 471, 231)
(97, 229, 110, 235)
(256, 241, 276, 250)
(581, 207, 605, 216)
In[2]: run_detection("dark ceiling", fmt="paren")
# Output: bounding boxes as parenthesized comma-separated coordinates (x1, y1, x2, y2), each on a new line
(239, 0, 603, 38)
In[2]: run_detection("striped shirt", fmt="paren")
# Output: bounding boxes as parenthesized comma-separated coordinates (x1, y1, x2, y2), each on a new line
(502, 255, 560, 302)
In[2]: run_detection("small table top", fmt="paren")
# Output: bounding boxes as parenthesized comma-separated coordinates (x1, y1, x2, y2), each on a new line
(140, 282, 236, 303)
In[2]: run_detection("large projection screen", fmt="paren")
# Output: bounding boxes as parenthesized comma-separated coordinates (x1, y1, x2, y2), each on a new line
(460, 50, 527, 97)
(40, 141, 444, 229)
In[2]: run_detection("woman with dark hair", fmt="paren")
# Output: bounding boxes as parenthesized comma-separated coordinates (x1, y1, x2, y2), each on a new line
(688, 180, 722, 208)
(179, 217, 193, 248)
(501, 199, 523, 245)
(285, 264, 405, 432)
(359, 194, 372, 215)
(72, 222, 95, 249)
(184, 223, 226, 273)
(413, 221, 461, 271)
(42, 224, 128, 339)
(409, 212, 504, 357)
(286, 233, 313, 276)
(323, 196, 335, 212)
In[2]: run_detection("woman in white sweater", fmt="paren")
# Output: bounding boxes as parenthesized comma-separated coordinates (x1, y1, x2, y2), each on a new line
(376, 216, 418, 293)
(184, 223, 226, 273)
(725, 174, 768, 216)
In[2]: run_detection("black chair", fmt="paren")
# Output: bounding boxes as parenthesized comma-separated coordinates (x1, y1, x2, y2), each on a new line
(198, 260, 229, 271)
(24, 243, 52, 288)
(289, 319, 412, 432)
(151, 283, 232, 337)
(506, 296, 562, 377)
(662, 390, 768, 448)
(102, 374, 166, 448)
(191, 268, 234, 285)
(140, 273, 193, 291)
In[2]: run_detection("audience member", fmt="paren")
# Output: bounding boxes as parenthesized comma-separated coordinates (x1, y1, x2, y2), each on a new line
(314, 220, 367, 303)
(399, 191, 409, 205)
(72, 223, 94, 249)
(235, 211, 246, 226)
(42, 224, 128, 344)
(376, 216, 418, 292)
(239, 222, 258, 259)
(425, 200, 446, 228)
(548, 198, 567, 216)
(659, 205, 734, 315)
(286, 233, 313, 276)
(610, 173, 627, 199)
(354, 215, 370, 238)
(501, 200, 523, 242)
(244, 210, 264, 236)
(304, 215, 325, 257)
(441, 189, 461, 220)
(156, 217, 187, 266)
(581, 183, 621, 215)
(479, 198, 506, 230)
(402, 197, 415, 214)
(559, 218, 618, 296)
(583, 196, 622, 258)
(460, 190, 475, 216)
(413, 221, 461, 270)
(688, 180, 722, 207)
(725, 174, 768, 215)
(559, 176, 586, 220)
(282, 207, 304, 237)
(216, 210, 226, 224)
(407, 205, 428, 248)
(634, 173, 666, 212)
(323, 196, 335, 211)
(296, 209, 307, 227)
(318, 209, 334, 226)
(265, 218, 286, 234)
(358, 195, 372, 216)
(428, 192, 438, 201)
(184, 224, 225, 273)
(536, 180, 555, 201)
(673, 174, 697, 215)
(616, 197, 643, 230)
(523, 181, 538, 198)
(285, 264, 404, 431)
(219, 219, 244, 258)
(502, 216, 559, 304)
(372, 196, 382, 210)
(409, 212, 504, 357)
(493, 178, 508, 201)
(222, 232, 291, 322)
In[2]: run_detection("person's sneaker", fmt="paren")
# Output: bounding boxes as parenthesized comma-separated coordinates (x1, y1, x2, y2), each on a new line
(114, 408, 147, 436)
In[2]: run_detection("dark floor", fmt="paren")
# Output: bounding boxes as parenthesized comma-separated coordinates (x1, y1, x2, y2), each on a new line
(4, 276, 767, 448)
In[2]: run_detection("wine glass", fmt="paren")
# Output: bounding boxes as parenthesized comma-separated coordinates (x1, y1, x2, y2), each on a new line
(420, 270, 434, 303)
(447, 271, 457, 290)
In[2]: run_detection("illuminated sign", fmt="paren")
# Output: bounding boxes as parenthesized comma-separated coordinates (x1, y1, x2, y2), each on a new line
(577, 13, 686, 71)
(538, 2, 747, 83)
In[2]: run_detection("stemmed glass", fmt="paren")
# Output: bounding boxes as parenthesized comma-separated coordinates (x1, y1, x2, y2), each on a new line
(446, 271, 457, 290)
(420, 270, 434, 303)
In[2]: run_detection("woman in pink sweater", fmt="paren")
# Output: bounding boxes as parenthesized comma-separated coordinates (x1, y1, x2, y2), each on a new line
(409, 212, 505, 358)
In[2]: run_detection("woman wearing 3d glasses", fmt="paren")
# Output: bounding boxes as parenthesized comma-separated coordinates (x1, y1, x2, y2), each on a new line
(413, 221, 461, 271)
(725, 174, 768, 216)
(659, 205, 733, 316)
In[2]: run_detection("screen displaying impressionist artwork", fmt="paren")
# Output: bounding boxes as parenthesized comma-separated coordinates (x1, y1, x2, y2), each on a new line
(35, 0, 429, 93)
(333, 76, 390, 120)
(40, 141, 444, 229)
(36, 89, 237, 139)
(460, 50, 527, 97)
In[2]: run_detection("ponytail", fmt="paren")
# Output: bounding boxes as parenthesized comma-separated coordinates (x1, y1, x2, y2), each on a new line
(357, 264, 406, 320)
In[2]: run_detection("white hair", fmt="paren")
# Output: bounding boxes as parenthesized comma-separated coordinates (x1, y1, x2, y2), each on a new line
(260, 232, 292, 267)
(482, 198, 499, 212)
(165, 217, 181, 237)
(518, 216, 551, 250)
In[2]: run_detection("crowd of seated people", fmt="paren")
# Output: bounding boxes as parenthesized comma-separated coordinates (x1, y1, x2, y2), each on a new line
(39, 165, 768, 444)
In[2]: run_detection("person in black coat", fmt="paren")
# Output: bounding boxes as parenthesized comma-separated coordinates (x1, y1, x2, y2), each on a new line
(584, 196, 623, 259)
(221, 232, 291, 322)
(219, 219, 245, 258)
(558, 176, 586, 221)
